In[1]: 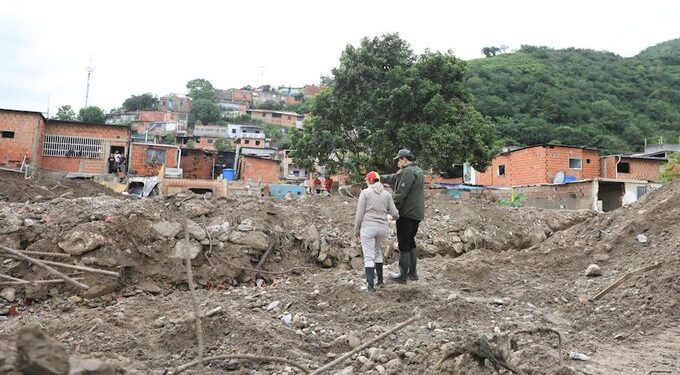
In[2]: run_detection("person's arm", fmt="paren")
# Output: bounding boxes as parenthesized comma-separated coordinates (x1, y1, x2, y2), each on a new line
(387, 193, 399, 219)
(393, 168, 414, 210)
(353, 191, 367, 236)
(381, 173, 397, 186)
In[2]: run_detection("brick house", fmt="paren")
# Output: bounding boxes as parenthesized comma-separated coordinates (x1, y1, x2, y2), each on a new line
(303, 84, 325, 97)
(238, 155, 279, 184)
(128, 142, 180, 177)
(180, 148, 217, 179)
(476, 144, 601, 187)
(600, 155, 666, 182)
(246, 109, 303, 128)
(42, 120, 129, 174)
(0, 109, 46, 168)
(158, 94, 192, 113)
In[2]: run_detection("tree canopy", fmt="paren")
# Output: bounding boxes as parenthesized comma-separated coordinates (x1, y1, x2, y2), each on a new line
(53, 105, 76, 121)
(186, 78, 216, 101)
(188, 98, 221, 126)
(122, 93, 158, 111)
(465, 38, 680, 153)
(291, 33, 496, 179)
(78, 106, 106, 124)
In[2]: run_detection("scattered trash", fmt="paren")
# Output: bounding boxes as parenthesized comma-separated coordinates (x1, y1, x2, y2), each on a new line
(280, 313, 292, 325)
(569, 351, 590, 361)
(637, 234, 648, 243)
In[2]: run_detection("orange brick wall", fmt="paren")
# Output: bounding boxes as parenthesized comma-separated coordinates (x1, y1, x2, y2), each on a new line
(162, 178, 228, 197)
(601, 156, 663, 182)
(239, 156, 279, 184)
(129, 144, 179, 177)
(477, 146, 601, 187)
(0, 111, 44, 168)
(180, 149, 216, 179)
(41, 121, 129, 174)
(194, 137, 217, 151)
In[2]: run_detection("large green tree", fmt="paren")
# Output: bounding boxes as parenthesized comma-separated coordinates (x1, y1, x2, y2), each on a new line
(189, 98, 221, 126)
(122, 93, 158, 111)
(78, 106, 106, 124)
(290, 33, 496, 179)
(53, 105, 76, 121)
(186, 78, 216, 101)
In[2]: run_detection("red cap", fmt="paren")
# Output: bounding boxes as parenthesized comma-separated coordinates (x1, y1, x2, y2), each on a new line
(365, 171, 380, 183)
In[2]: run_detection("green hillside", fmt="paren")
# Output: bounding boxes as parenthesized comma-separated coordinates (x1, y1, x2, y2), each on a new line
(465, 38, 680, 153)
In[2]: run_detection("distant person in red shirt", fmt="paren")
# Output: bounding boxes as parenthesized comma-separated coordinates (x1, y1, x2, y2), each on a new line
(312, 176, 321, 194)
(324, 177, 333, 195)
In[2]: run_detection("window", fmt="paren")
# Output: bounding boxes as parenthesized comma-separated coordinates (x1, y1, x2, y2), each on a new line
(272, 112, 282, 118)
(146, 149, 166, 165)
(568, 158, 582, 169)
(207, 139, 213, 144)
(244, 139, 250, 144)
(1, 131, 15, 138)
(586, 159, 591, 164)
(637, 186, 647, 198)
(617, 162, 630, 173)
(255, 140, 261, 146)
(43, 134, 103, 159)
(232, 129, 236, 133)
(498, 165, 506, 176)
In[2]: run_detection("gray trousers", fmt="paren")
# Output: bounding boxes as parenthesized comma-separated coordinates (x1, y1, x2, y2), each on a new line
(360, 224, 389, 267)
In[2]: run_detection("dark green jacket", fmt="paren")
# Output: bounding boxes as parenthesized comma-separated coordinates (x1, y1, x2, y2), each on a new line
(381, 163, 425, 221)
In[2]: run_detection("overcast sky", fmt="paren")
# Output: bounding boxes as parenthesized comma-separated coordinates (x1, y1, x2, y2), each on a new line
(1, 0, 678, 115)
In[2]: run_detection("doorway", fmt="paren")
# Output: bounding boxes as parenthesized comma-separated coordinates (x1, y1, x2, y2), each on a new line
(597, 181, 624, 212)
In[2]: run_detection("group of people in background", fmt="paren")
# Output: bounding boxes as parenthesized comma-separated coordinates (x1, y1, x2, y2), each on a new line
(107, 150, 127, 175)
(354, 149, 425, 291)
(311, 175, 334, 195)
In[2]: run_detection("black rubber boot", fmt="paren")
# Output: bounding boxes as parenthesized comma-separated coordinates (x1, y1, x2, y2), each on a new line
(389, 253, 409, 284)
(408, 248, 419, 280)
(375, 263, 384, 287)
(365, 267, 375, 292)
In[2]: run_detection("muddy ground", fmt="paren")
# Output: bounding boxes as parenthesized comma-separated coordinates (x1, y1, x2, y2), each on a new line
(1, 174, 679, 374)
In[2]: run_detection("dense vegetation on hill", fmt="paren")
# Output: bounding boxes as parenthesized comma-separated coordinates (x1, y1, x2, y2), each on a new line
(465, 38, 680, 153)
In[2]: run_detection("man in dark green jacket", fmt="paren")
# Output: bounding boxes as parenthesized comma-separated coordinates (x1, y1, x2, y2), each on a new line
(381, 149, 425, 284)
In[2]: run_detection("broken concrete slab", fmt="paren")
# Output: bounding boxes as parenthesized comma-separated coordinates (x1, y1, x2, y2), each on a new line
(17, 327, 70, 375)
(229, 230, 269, 251)
(58, 223, 108, 255)
(151, 221, 182, 238)
(171, 240, 202, 260)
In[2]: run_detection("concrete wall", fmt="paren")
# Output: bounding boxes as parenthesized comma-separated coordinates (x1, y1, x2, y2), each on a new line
(162, 178, 228, 197)
(41, 121, 129, 174)
(0, 110, 45, 168)
(246, 110, 300, 128)
(489, 180, 597, 210)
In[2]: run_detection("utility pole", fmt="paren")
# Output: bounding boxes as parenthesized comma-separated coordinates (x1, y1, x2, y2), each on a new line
(257, 65, 266, 87)
(85, 56, 94, 107)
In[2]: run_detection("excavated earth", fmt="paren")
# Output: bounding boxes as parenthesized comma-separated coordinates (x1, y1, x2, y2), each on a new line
(0, 173, 679, 375)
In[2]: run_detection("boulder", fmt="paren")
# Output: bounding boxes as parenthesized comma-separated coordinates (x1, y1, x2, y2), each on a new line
(229, 230, 269, 251)
(236, 220, 255, 232)
(151, 221, 182, 238)
(58, 223, 107, 255)
(585, 264, 602, 277)
(68, 358, 116, 375)
(186, 220, 206, 241)
(184, 200, 213, 218)
(17, 327, 70, 375)
(172, 240, 202, 260)
(0, 287, 16, 302)
(350, 257, 365, 270)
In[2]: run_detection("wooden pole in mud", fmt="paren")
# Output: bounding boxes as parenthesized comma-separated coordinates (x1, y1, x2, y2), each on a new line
(0, 245, 89, 289)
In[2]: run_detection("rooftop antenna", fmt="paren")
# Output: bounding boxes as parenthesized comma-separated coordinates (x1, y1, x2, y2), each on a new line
(257, 65, 266, 87)
(85, 56, 94, 107)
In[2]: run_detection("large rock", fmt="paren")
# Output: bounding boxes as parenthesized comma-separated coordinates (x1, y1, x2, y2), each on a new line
(184, 200, 213, 218)
(69, 358, 116, 375)
(172, 240, 202, 260)
(229, 230, 269, 251)
(0, 287, 16, 302)
(585, 264, 602, 277)
(151, 221, 182, 238)
(57, 223, 107, 255)
(305, 225, 320, 253)
(17, 327, 70, 375)
(186, 220, 206, 241)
